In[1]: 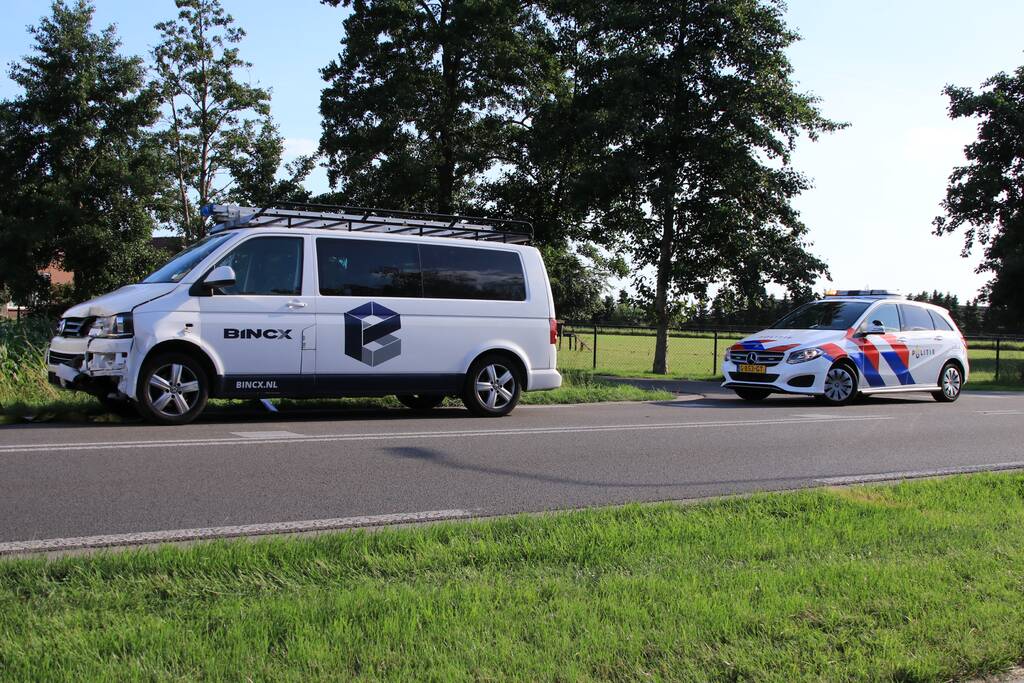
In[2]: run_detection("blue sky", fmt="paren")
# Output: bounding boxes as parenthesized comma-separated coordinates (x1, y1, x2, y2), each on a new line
(2, 0, 1023, 302)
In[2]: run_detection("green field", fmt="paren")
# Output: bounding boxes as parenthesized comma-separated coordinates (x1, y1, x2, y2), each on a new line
(558, 325, 1024, 387)
(558, 326, 744, 379)
(4, 472, 1024, 681)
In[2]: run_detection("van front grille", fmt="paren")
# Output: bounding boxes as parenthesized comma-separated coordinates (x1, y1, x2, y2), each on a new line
(48, 350, 84, 368)
(57, 317, 92, 337)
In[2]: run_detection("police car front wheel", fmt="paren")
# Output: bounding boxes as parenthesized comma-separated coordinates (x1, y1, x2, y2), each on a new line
(137, 352, 209, 425)
(818, 363, 858, 406)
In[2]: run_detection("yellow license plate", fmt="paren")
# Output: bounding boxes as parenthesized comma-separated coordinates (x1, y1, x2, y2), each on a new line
(738, 364, 767, 374)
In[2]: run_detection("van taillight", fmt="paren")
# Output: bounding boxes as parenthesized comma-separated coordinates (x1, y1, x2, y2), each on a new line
(550, 318, 558, 345)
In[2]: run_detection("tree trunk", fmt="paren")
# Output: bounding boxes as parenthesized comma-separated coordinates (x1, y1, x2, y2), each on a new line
(652, 196, 676, 375)
(436, 0, 456, 214)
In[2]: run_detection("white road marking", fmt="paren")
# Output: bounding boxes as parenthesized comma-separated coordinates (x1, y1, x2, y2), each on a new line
(0, 509, 475, 556)
(790, 413, 837, 419)
(815, 461, 1024, 486)
(231, 430, 304, 439)
(0, 415, 893, 455)
(975, 410, 1024, 416)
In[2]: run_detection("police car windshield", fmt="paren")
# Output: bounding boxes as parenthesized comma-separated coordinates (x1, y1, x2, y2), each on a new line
(142, 233, 231, 283)
(772, 301, 870, 330)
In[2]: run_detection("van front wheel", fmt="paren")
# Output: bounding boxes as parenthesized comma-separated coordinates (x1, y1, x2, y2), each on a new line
(463, 355, 521, 417)
(137, 353, 209, 425)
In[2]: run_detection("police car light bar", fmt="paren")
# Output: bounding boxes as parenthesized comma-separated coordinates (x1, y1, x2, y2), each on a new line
(202, 202, 533, 244)
(824, 289, 905, 299)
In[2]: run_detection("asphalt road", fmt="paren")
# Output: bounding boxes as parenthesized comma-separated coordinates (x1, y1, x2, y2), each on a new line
(1, 383, 1022, 552)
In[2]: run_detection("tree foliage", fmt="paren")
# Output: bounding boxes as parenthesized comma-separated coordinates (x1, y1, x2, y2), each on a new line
(0, 0, 165, 306)
(318, 0, 560, 214)
(557, 0, 841, 373)
(153, 0, 306, 241)
(935, 64, 1024, 329)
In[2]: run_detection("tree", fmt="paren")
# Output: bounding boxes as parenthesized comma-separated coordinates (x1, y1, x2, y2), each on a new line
(318, 0, 560, 214)
(153, 0, 301, 242)
(225, 119, 315, 206)
(934, 64, 1024, 330)
(559, 0, 841, 373)
(0, 1, 165, 307)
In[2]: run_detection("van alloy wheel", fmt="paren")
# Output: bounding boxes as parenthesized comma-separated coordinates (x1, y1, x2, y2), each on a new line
(475, 363, 516, 410)
(148, 363, 201, 417)
(137, 352, 209, 425)
(463, 354, 522, 417)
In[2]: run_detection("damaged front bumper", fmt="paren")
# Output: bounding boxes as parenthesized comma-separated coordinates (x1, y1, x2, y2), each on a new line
(46, 336, 134, 397)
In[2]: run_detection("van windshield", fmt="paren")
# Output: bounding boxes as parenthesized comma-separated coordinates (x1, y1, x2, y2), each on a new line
(142, 234, 231, 283)
(771, 301, 870, 330)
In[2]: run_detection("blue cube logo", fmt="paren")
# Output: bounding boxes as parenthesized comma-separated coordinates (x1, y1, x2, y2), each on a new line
(344, 302, 401, 366)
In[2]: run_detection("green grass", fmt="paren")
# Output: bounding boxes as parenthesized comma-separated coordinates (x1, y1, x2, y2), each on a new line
(4, 473, 1024, 680)
(558, 326, 744, 379)
(0, 318, 671, 420)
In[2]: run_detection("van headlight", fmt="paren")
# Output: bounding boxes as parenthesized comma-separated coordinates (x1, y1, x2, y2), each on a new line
(89, 313, 134, 338)
(787, 348, 823, 364)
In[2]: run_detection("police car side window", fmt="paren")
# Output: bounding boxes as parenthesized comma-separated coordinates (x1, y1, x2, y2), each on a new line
(899, 304, 935, 331)
(317, 238, 422, 297)
(213, 236, 303, 296)
(867, 303, 901, 333)
(929, 310, 955, 331)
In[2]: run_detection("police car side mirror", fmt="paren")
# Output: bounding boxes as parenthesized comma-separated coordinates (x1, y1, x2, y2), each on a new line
(864, 322, 886, 335)
(202, 266, 236, 290)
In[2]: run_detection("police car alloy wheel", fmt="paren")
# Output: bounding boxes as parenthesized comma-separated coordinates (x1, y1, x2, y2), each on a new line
(819, 363, 857, 405)
(463, 354, 521, 417)
(137, 353, 209, 425)
(934, 362, 962, 403)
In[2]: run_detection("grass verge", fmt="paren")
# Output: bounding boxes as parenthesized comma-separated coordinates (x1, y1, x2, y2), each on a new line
(3, 472, 1024, 681)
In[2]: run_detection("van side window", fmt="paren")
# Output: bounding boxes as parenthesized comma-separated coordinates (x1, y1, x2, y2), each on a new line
(929, 310, 955, 331)
(421, 244, 526, 301)
(899, 304, 935, 331)
(213, 236, 303, 296)
(317, 238, 421, 297)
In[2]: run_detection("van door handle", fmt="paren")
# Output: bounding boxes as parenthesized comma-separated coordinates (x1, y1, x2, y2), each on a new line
(933, 336, 943, 341)
(286, 300, 307, 309)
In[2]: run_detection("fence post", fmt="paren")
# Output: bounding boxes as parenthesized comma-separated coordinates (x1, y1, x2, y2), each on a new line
(995, 338, 1001, 383)
(711, 331, 718, 376)
(592, 323, 598, 370)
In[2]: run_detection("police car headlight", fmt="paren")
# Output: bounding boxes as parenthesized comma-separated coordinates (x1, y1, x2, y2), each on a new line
(89, 313, 134, 338)
(787, 348, 823, 364)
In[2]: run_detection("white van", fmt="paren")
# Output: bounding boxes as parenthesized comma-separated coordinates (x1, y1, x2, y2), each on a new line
(46, 203, 562, 424)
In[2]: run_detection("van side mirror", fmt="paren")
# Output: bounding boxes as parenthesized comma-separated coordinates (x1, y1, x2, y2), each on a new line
(202, 265, 236, 290)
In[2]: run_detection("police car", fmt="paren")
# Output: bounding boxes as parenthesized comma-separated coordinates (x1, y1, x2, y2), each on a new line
(722, 290, 968, 405)
(46, 203, 561, 424)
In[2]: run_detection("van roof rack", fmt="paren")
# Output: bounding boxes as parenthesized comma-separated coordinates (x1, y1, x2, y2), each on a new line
(202, 202, 533, 244)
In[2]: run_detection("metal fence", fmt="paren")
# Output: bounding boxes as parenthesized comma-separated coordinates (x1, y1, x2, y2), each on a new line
(557, 322, 1024, 385)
